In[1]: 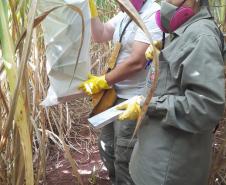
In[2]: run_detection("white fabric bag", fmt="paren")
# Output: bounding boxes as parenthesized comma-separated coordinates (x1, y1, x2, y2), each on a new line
(38, 0, 91, 106)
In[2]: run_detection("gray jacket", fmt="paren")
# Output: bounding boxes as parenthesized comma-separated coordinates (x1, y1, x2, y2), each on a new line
(130, 7, 225, 185)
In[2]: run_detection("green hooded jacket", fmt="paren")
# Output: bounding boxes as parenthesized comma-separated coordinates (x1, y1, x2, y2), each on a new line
(130, 7, 225, 185)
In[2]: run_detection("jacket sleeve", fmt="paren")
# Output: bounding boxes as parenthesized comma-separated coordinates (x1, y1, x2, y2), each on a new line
(148, 34, 225, 134)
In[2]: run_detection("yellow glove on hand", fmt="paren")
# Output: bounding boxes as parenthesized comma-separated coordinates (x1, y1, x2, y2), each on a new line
(79, 74, 110, 95)
(145, 40, 162, 61)
(89, 0, 98, 18)
(116, 96, 144, 121)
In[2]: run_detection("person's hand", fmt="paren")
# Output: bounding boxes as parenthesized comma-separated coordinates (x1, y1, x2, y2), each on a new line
(79, 74, 110, 95)
(116, 96, 144, 121)
(89, 0, 98, 18)
(145, 40, 162, 61)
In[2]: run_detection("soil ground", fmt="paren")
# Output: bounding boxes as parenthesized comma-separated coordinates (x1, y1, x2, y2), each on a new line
(44, 121, 111, 185)
(45, 151, 111, 185)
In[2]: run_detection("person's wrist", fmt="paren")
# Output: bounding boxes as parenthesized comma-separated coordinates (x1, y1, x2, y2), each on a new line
(100, 75, 110, 89)
(104, 74, 112, 87)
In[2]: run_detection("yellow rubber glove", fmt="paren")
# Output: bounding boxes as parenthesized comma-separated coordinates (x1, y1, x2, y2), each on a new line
(79, 74, 110, 95)
(89, 0, 98, 18)
(116, 96, 144, 121)
(145, 40, 162, 61)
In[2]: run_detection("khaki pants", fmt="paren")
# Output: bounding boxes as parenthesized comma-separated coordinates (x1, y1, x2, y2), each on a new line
(98, 98, 136, 185)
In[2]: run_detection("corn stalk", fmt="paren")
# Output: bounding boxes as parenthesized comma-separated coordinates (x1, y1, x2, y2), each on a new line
(0, 0, 224, 185)
(209, 0, 226, 28)
(0, 0, 35, 184)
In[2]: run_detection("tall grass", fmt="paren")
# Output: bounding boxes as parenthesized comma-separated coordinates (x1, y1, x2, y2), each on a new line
(0, 0, 35, 184)
(209, 0, 226, 28)
(0, 0, 116, 185)
(0, 0, 225, 185)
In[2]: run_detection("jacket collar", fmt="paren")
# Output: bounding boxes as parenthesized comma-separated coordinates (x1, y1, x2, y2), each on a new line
(174, 7, 213, 36)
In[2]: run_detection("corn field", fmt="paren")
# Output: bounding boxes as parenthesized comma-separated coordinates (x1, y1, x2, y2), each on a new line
(0, 0, 225, 185)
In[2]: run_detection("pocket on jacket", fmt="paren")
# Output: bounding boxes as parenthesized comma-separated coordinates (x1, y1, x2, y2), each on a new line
(115, 138, 137, 163)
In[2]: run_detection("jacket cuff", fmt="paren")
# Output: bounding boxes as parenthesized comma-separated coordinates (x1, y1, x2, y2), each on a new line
(147, 96, 167, 117)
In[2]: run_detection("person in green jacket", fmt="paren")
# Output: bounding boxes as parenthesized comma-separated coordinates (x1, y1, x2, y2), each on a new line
(117, 0, 225, 184)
